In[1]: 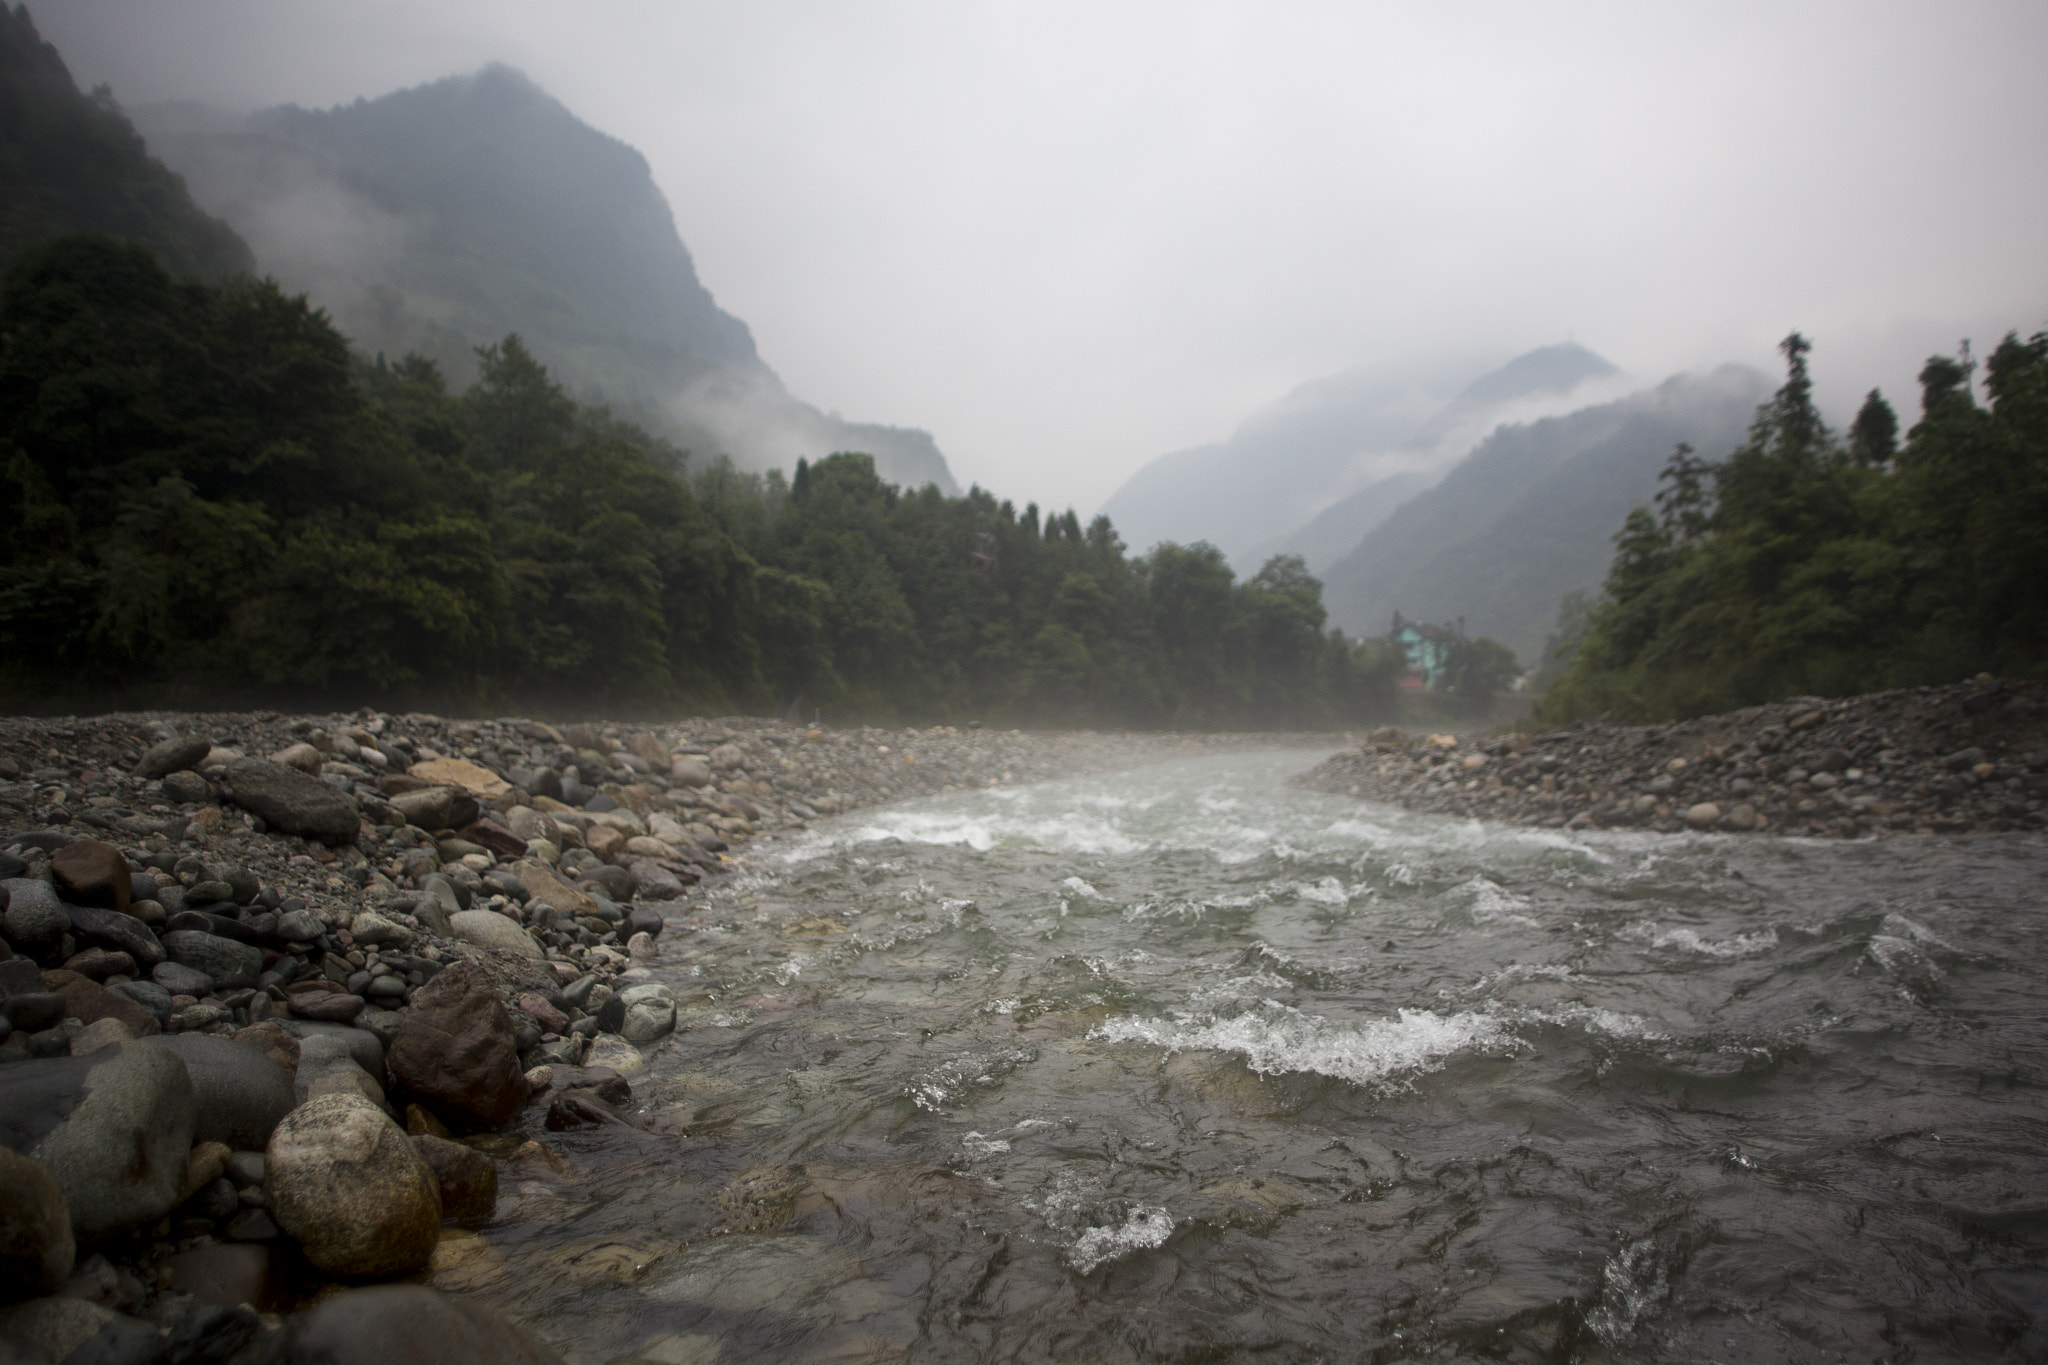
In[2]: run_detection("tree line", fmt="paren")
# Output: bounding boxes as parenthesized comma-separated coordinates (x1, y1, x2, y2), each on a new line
(0, 234, 1498, 726)
(1538, 329, 2048, 722)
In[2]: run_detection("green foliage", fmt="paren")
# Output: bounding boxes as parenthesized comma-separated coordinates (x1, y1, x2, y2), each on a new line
(0, 6, 250, 277)
(1539, 330, 2048, 722)
(0, 233, 1401, 726)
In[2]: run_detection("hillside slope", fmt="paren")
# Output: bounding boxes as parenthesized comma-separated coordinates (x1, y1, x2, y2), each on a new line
(0, 6, 249, 276)
(1320, 365, 1769, 659)
(137, 67, 956, 492)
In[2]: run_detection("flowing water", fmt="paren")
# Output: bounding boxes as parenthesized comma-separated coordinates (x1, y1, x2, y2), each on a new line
(454, 750, 2048, 1363)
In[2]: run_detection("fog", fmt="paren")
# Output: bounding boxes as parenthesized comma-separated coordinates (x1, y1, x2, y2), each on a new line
(38, 0, 2048, 514)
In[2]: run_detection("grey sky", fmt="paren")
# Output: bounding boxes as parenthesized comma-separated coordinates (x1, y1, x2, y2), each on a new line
(38, 0, 2048, 514)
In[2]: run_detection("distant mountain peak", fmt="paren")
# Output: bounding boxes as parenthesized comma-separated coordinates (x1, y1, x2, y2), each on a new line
(1452, 342, 1617, 407)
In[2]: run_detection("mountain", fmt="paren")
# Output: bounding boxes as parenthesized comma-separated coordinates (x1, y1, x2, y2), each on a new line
(135, 66, 957, 492)
(0, 6, 249, 276)
(1098, 343, 1619, 569)
(1318, 364, 1772, 661)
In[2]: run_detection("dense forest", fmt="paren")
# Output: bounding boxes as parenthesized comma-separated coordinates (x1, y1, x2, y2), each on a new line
(0, 234, 1439, 725)
(1538, 331, 2048, 722)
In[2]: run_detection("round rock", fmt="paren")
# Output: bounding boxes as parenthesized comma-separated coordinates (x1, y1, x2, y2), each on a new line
(141, 1034, 297, 1151)
(386, 962, 526, 1130)
(164, 930, 263, 991)
(265, 1094, 441, 1277)
(285, 1284, 563, 1365)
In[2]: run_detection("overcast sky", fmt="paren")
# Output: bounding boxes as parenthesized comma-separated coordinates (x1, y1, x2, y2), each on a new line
(39, 0, 2048, 513)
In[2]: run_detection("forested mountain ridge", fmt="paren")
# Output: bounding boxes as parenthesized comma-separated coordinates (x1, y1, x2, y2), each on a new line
(136, 65, 958, 492)
(0, 234, 1406, 725)
(1318, 365, 1769, 661)
(0, 5, 249, 276)
(1540, 333, 2048, 720)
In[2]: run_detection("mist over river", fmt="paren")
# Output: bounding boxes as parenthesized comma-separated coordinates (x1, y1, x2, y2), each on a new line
(459, 750, 2048, 1364)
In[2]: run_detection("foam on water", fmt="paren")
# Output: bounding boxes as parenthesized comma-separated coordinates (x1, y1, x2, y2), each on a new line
(1066, 1207, 1176, 1273)
(1091, 1004, 1506, 1088)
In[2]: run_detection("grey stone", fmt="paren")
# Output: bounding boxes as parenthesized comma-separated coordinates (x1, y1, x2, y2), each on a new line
(160, 770, 213, 805)
(227, 1152, 265, 1186)
(219, 759, 358, 844)
(109, 978, 174, 1023)
(134, 735, 211, 781)
(626, 861, 685, 901)
(64, 901, 165, 968)
(0, 957, 41, 996)
(0, 1295, 117, 1360)
(447, 909, 541, 960)
(280, 1023, 384, 1079)
(0, 1043, 197, 1237)
(284, 1284, 564, 1365)
(151, 961, 214, 997)
(4, 991, 65, 1032)
(140, 1035, 296, 1151)
(2, 878, 67, 942)
(275, 909, 321, 943)
(356, 1008, 404, 1050)
(163, 930, 262, 991)
(617, 984, 676, 1044)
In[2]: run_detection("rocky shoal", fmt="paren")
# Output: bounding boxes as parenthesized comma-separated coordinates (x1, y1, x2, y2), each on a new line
(1294, 675, 2048, 838)
(0, 709, 1319, 1363)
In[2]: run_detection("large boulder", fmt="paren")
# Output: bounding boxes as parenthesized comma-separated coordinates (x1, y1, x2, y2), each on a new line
(0, 1043, 196, 1237)
(220, 759, 359, 844)
(50, 840, 131, 913)
(285, 1284, 562, 1365)
(386, 962, 525, 1129)
(134, 734, 211, 781)
(0, 1146, 74, 1299)
(163, 929, 263, 990)
(265, 1095, 441, 1278)
(141, 1034, 297, 1151)
(447, 909, 542, 960)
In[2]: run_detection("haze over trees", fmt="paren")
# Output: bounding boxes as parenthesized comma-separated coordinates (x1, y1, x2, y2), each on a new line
(0, 234, 1409, 723)
(1540, 332, 2048, 721)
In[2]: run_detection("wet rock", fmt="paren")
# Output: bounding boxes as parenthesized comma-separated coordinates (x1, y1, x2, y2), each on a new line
(152, 961, 213, 997)
(220, 758, 359, 844)
(411, 1134, 497, 1225)
(65, 901, 165, 968)
(41, 970, 159, 1037)
(59, 947, 134, 981)
(516, 992, 568, 1034)
(142, 1034, 297, 1150)
(50, 840, 130, 913)
(284, 1283, 563, 1365)
(265, 1094, 442, 1277)
(387, 961, 526, 1129)
(0, 1043, 196, 1237)
(163, 929, 262, 991)
(0, 1146, 74, 1299)
(233, 1021, 302, 1077)
(134, 734, 211, 780)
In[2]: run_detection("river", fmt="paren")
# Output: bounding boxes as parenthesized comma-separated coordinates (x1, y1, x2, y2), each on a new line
(444, 748, 2048, 1363)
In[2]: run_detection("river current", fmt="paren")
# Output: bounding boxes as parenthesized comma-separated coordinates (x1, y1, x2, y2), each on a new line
(451, 749, 2048, 1364)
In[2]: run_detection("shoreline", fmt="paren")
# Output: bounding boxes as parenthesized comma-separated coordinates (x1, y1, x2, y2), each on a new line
(1292, 676, 2047, 838)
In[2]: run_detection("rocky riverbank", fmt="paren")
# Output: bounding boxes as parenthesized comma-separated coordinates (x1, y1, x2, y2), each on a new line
(0, 709, 1323, 1363)
(1294, 675, 2048, 838)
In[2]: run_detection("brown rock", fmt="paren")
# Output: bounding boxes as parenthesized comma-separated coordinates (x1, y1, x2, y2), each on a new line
(40, 969, 158, 1036)
(270, 743, 324, 775)
(406, 758, 510, 799)
(513, 860, 598, 919)
(232, 1022, 301, 1078)
(67, 1017, 136, 1054)
(178, 1141, 232, 1202)
(50, 840, 131, 914)
(583, 825, 627, 861)
(627, 732, 672, 771)
(169, 1242, 276, 1310)
(291, 993, 366, 1024)
(388, 787, 457, 830)
(60, 948, 134, 980)
(0, 1147, 74, 1299)
(386, 962, 526, 1130)
(266, 1094, 441, 1277)
(516, 992, 567, 1034)
(457, 820, 527, 860)
(403, 1105, 452, 1140)
(411, 1135, 497, 1225)
(376, 774, 432, 796)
